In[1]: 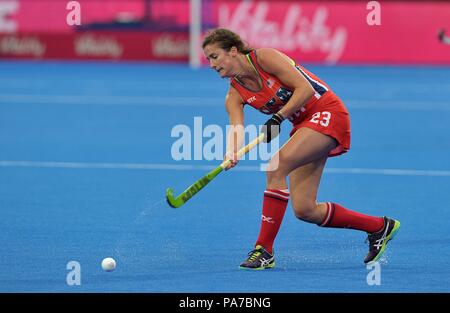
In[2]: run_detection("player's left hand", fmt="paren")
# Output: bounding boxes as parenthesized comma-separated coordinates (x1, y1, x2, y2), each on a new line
(223, 151, 238, 170)
(262, 113, 284, 143)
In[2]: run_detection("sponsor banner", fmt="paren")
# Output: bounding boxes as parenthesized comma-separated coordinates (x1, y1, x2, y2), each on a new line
(214, 0, 450, 64)
(0, 32, 189, 61)
(0, 0, 189, 34)
(1, 1, 448, 64)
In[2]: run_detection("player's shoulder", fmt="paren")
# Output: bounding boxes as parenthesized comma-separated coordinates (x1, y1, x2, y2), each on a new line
(254, 48, 281, 60)
(254, 48, 295, 67)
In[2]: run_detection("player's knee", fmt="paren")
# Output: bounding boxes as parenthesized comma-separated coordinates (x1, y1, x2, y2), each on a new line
(292, 201, 318, 222)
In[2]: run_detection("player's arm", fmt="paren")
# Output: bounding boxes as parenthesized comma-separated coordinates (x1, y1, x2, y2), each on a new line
(257, 48, 315, 120)
(224, 86, 245, 170)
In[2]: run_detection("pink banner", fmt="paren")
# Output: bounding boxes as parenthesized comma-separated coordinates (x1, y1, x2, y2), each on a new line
(0, 32, 189, 61)
(1, 1, 449, 64)
(0, 0, 189, 33)
(214, 1, 450, 64)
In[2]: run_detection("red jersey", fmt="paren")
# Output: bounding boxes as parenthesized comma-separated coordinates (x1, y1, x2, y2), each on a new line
(230, 50, 332, 125)
(230, 50, 351, 157)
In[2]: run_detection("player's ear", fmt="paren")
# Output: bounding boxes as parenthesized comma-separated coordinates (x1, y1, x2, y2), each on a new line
(229, 46, 238, 56)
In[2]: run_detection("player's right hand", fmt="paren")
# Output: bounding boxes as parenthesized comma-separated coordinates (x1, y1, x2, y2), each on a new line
(223, 151, 238, 170)
(262, 113, 284, 143)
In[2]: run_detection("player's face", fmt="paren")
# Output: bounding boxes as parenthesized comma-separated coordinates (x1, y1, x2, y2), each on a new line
(203, 43, 237, 78)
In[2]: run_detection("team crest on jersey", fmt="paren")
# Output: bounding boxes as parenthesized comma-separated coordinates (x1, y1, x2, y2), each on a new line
(266, 79, 275, 88)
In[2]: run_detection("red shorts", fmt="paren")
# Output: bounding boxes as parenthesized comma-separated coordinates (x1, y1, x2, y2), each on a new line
(289, 92, 351, 157)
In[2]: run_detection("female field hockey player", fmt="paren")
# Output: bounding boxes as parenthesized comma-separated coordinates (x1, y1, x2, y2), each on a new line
(202, 28, 400, 269)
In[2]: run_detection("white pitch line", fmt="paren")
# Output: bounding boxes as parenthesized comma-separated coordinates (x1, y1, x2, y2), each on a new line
(324, 167, 450, 177)
(1, 160, 449, 177)
(0, 94, 220, 107)
(1, 94, 450, 110)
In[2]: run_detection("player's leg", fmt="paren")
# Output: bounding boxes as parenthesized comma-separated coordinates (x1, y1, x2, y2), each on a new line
(288, 155, 329, 224)
(240, 127, 336, 270)
(240, 126, 399, 268)
(289, 158, 385, 233)
(286, 130, 400, 264)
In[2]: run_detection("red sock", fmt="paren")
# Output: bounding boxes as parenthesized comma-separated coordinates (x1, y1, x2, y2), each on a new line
(255, 189, 289, 254)
(319, 202, 384, 233)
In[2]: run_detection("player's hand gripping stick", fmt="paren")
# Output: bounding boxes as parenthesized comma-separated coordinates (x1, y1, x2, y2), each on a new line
(166, 133, 265, 208)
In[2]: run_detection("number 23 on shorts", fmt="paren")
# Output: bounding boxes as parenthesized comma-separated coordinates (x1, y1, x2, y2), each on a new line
(310, 111, 331, 127)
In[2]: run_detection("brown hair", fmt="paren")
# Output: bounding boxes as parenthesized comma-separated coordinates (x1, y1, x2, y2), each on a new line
(202, 28, 252, 54)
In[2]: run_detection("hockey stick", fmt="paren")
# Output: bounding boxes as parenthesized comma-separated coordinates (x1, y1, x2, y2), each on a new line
(166, 133, 265, 208)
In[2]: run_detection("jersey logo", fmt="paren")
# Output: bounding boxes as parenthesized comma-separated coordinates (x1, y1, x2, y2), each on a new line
(247, 96, 257, 103)
(266, 79, 275, 88)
